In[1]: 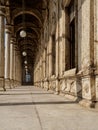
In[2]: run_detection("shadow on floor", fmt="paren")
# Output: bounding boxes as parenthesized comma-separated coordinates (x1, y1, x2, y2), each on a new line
(0, 101, 78, 106)
(0, 92, 53, 95)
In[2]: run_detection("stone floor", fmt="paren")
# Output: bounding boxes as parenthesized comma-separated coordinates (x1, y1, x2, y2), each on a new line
(0, 86, 98, 130)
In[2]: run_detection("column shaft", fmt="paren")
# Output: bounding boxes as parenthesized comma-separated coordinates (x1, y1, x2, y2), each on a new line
(0, 9, 6, 90)
(49, 37, 53, 77)
(10, 42, 14, 88)
(5, 26, 11, 88)
(58, 0, 63, 76)
(94, 0, 98, 101)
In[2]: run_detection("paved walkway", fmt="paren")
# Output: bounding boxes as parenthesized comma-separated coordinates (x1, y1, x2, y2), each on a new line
(0, 86, 98, 130)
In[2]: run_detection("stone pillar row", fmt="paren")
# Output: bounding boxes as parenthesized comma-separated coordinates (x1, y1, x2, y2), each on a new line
(0, 6, 22, 90)
(34, 0, 71, 89)
(34, 42, 52, 89)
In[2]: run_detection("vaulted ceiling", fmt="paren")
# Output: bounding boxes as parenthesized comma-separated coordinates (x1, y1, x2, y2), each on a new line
(7, 0, 47, 70)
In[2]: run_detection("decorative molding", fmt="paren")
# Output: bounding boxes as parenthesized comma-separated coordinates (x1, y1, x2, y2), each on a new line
(0, 6, 6, 17)
(0, 10, 6, 17)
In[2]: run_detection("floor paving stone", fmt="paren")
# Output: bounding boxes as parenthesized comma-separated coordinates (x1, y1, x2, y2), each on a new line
(0, 86, 98, 130)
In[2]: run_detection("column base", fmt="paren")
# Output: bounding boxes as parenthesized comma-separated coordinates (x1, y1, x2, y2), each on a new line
(44, 78, 49, 90)
(41, 81, 44, 88)
(95, 102, 98, 109)
(54, 79, 60, 95)
(5, 79, 11, 89)
(79, 99, 95, 108)
(10, 79, 14, 88)
(54, 91, 59, 95)
(17, 81, 21, 87)
(0, 78, 6, 91)
(14, 80, 21, 87)
(81, 75, 95, 100)
(45, 81, 49, 90)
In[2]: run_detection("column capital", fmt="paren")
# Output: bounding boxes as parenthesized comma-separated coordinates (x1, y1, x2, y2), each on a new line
(5, 24, 12, 34)
(0, 5, 6, 17)
(10, 36, 16, 44)
(62, 0, 71, 7)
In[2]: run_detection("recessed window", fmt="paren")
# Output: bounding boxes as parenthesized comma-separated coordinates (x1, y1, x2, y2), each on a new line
(52, 34, 56, 75)
(70, 18, 75, 69)
(65, 0, 76, 70)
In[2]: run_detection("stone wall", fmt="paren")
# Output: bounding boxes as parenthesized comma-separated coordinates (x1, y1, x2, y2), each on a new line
(34, 0, 98, 106)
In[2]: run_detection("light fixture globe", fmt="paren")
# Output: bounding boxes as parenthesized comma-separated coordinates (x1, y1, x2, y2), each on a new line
(22, 51, 27, 56)
(20, 30, 26, 38)
(25, 66, 28, 69)
(24, 60, 27, 64)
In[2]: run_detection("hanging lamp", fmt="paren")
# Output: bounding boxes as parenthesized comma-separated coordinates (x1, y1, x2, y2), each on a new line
(20, 0, 26, 38)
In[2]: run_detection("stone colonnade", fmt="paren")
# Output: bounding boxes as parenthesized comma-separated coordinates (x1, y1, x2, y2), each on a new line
(34, 0, 98, 107)
(0, 5, 22, 90)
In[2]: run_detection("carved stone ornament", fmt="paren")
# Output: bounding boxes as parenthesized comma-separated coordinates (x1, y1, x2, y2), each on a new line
(63, 0, 71, 7)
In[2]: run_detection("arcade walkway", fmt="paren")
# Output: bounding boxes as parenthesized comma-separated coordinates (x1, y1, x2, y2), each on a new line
(0, 86, 98, 130)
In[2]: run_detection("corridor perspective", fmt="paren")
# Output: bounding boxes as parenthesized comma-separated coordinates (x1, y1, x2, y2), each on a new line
(0, 0, 98, 129)
(0, 86, 98, 130)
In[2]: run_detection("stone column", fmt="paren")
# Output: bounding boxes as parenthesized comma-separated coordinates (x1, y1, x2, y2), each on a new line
(13, 47, 16, 87)
(46, 45, 49, 78)
(45, 45, 49, 89)
(36, 66, 37, 83)
(0, 7, 6, 91)
(42, 54, 44, 80)
(39, 58, 41, 86)
(38, 63, 39, 81)
(34, 67, 36, 84)
(15, 52, 18, 86)
(58, 0, 63, 76)
(35, 70, 37, 83)
(34, 68, 36, 85)
(15, 51, 21, 87)
(46, 47, 48, 77)
(37, 67, 39, 86)
(45, 48, 47, 78)
(79, 1, 95, 105)
(62, 9, 66, 73)
(40, 56, 43, 88)
(10, 37, 15, 88)
(42, 51, 45, 88)
(55, 0, 59, 94)
(94, 0, 98, 101)
(43, 50, 46, 78)
(5, 25, 11, 89)
(48, 37, 53, 77)
(40, 57, 42, 81)
(19, 55, 22, 86)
